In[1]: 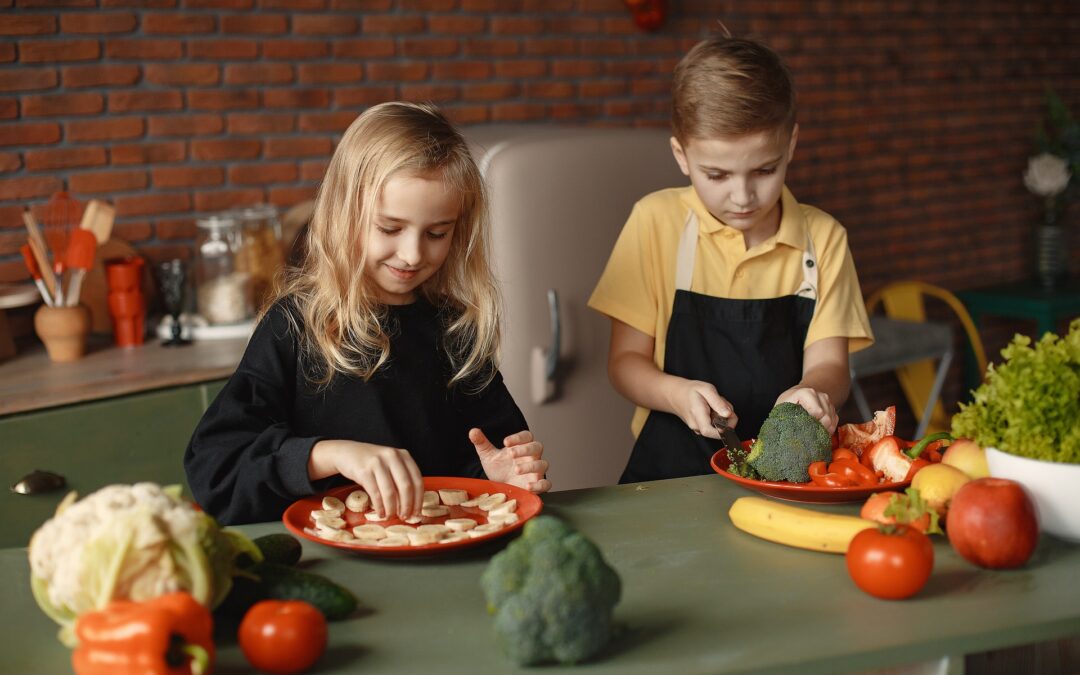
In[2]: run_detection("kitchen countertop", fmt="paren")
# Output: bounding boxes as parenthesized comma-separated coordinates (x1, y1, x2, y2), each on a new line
(0, 335, 247, 416)
(8, 474, 1080, 674)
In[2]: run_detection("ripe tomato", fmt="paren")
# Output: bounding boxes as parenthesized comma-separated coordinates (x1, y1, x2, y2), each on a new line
(845, 525, 934, 600)
(239, 600, 328, 674)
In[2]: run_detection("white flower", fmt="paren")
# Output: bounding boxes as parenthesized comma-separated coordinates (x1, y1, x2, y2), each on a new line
(1023, 152, 1071, 197)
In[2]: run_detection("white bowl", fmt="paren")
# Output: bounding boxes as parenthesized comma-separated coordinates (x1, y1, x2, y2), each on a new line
(985, 446, 1080, 543)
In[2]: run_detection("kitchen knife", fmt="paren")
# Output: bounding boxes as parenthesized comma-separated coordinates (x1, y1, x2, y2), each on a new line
(711, 410, 743, 450)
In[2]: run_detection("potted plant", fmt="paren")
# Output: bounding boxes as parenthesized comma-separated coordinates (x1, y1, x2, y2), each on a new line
(951, 319, 1080, 542)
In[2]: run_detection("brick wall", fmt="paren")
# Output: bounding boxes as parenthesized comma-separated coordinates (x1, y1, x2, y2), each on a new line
(2, 1, 1078, 433)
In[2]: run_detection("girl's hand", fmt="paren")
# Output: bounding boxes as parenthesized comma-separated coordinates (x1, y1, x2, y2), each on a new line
(469, 428, 551, 494)
(669, 379, 737, 439)
(308, 440, 424, 518)
(776, 386, 838, 434)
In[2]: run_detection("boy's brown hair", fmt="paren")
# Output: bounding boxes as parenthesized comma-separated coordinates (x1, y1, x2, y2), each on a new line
(671, 35, 796, 145)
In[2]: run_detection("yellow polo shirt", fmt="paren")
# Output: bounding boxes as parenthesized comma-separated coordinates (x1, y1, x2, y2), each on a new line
(588, 185, 873, 437)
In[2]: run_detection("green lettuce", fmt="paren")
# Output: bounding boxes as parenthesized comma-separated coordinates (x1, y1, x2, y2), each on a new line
(951, 318, 1080, 463)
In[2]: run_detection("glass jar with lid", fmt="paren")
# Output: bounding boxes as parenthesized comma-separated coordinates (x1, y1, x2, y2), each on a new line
(234, 204, 285, 312)
(194, 214, 254, 325)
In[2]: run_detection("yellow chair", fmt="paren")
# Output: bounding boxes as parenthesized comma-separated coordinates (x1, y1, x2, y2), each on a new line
(862, 281, 988, 435)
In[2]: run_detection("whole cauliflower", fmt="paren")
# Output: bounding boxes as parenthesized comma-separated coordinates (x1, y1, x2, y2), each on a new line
(28, 482, 260, 645)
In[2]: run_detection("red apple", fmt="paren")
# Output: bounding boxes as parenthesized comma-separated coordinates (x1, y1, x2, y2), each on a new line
(946, 478, 1039, 569)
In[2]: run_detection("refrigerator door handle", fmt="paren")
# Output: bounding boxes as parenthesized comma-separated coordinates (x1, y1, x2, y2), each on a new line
(530, 289, 561, 404)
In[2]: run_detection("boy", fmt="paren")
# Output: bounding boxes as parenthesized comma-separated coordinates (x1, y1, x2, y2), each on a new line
(588, 35, 873, 483)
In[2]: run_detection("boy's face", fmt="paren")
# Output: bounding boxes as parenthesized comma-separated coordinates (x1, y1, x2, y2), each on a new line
(364, 169, 459, 305)
(671, 126, 798, 248)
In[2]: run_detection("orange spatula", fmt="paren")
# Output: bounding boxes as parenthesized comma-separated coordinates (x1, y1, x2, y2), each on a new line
(64, 228, 97, 307)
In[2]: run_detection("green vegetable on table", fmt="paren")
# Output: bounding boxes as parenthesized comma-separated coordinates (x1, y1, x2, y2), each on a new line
(744, 402, 833, 482)
(951, 318, 1080, 464)
(28, 483, 262, 646)
(480, 515, 622, 666)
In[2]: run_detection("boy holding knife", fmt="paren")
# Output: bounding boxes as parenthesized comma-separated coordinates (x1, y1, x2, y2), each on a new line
(589, 33, 873, 483)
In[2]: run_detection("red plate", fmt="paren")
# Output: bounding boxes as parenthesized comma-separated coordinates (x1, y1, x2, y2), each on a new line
(709, 445, 911, 504)
(283, 476, 542, 557)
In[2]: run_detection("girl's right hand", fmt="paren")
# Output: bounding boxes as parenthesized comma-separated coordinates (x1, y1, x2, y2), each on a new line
(668, 379, 738, 439)
(308, 440, 424, 518)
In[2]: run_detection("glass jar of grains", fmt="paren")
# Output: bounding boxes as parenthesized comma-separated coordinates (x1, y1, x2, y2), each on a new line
(194, 214, 253, 325)
(234, 204, 285, 312)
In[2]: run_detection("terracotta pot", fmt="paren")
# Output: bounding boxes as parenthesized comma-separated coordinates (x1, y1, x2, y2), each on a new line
(34, 304, 90, 362)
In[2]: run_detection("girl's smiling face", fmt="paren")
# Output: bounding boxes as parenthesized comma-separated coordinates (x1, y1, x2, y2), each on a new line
(671, 126, 797, 249)
(365, 170, 459, 305)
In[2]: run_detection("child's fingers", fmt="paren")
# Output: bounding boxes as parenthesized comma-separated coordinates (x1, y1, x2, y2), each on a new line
(507, 441, 544, 459)
(372, 464, 398, 518)
(394, 449, 425, 515)
(502, 430, 533, 447)
(469, 427, 499, 458)
(528, 477, 551, 494)
(515, 458, 548, 476)
(387, 458, 420, 519)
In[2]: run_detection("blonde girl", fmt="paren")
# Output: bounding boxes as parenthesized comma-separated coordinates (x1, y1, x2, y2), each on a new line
(185, 102, 550, 525)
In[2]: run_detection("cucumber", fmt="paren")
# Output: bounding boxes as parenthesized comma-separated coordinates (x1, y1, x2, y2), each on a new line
(253, 533, 303, 566)
(218, 561, 359, 621)
(253, 562, 358, 620)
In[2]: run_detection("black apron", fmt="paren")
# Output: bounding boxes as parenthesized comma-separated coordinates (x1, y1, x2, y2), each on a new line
(619, 211, 818, 483)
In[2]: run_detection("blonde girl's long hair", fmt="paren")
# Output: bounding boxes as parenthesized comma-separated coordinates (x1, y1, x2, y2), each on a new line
(274, 101, 501, 390)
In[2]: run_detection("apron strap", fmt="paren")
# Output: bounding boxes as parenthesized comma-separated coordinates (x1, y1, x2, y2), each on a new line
(674, 210, 698, 292)
(794, 231, 819, 301)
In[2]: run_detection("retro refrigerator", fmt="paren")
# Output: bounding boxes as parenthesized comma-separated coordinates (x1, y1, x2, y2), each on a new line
(465, 126, 686, 490)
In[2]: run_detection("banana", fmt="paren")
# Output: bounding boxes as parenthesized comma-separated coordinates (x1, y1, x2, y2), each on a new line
(728, 496, 876, 554)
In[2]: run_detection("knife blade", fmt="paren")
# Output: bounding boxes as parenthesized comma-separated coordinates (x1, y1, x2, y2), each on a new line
(710, 410, 743, 451)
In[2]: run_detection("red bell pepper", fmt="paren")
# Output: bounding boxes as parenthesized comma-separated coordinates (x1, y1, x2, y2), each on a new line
(72, 592, 214, 675)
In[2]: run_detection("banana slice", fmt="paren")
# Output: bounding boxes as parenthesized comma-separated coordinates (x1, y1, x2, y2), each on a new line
(386, 524, 416, 536)
(438, 488, 469, 506)
(313, 514, 346, 530)
(407, 530, 442, 545)
(467, 523, 503, 537)
(421, 505, 450, 517)
(376, 535, 410, 547)
(439, 532, 471, 543)
(345, 490, 370, 513)
(422, 490, 440, 507)
(403, 515, 423, 524)
(317, 528, 352, 542)
(487, 512, 519, 526)
(310, 508, 344, 521)
(444, 518, 477, 532)
(478, 493, 508, 511)
(364, 511, 389, 522)
(418, 524, 451, 537)
(322, 496, 346, 513)
(352, 524, 387, 541)
(488, 498, 517, 516)
(461, 493, 489, 508)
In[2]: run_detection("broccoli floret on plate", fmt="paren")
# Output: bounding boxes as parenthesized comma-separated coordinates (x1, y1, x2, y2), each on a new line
(747, 402, 833, 482)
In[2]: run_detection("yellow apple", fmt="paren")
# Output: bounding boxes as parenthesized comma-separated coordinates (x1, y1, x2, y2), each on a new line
(911, 463, 972, 517)
(941, 438, 989, 479)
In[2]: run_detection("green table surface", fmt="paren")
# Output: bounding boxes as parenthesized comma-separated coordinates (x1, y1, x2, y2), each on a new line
(9, 475, 1080, 674)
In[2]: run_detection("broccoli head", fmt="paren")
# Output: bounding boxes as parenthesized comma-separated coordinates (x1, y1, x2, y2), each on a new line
(480, 515, 622, 666)
(747, 402, 833, 482)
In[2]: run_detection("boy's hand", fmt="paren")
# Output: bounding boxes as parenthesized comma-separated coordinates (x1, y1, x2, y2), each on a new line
(308, 439, 424, 519)
(469, 428, 551, 494)
(776, 386, 838, 434)
(670, 379, 738, 439)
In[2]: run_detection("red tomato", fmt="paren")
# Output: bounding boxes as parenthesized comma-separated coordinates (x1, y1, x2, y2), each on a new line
(846, 525, 934, 600)
(860, 492, 933, 533)
(239, 600, 328, 674)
